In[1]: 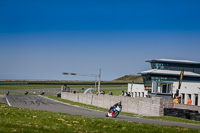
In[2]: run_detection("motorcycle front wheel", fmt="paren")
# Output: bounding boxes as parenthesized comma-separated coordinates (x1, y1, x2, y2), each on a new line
(113, 112, 119, 118)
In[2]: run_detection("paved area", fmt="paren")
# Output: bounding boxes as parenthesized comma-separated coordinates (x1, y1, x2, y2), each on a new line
(6, 95, 104, 117)
(0, 94, 6, 104)
(4, 95, 200, 129)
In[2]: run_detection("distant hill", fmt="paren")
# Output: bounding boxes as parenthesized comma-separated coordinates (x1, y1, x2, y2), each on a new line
(113, 75, 143, 83)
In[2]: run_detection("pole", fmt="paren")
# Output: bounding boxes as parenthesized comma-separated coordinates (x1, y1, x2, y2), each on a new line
(98, 69, 101, 94)
(63, 70, 100, 93)
(95, 77, 97, 92)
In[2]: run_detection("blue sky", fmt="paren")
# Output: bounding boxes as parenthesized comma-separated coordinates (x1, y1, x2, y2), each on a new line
(0, 0, 200, 81)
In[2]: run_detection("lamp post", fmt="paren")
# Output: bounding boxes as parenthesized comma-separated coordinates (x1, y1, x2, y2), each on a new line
(62, 69, 101, 93)
(98, 69, 101, 94)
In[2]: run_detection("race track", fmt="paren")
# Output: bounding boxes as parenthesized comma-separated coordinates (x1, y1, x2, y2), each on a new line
(5, 95, 200, 129)
(6, 95, 104, 117)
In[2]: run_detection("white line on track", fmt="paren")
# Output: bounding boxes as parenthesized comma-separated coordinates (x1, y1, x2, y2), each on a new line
(4, 94, 11, 106)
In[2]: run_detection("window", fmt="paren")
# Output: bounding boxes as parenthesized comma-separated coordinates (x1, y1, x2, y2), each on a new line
(162, 83, 167, 93)
(167, 84, 173, 93)
(150, 62, 200, 73)
(152, 81, 173, 94)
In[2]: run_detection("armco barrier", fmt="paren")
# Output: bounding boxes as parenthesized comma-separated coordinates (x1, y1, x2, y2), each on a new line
(61, 92, 173, 116)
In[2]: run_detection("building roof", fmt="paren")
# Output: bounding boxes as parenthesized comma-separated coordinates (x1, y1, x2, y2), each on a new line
(146, 59, 200, 65)
(139, 69, 200, 77)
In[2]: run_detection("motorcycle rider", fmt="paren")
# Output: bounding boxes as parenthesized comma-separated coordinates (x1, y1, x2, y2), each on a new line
(109, 101, 122, 112)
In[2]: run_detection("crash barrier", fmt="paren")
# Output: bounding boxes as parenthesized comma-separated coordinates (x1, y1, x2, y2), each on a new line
(164, 108, 200, 121)
(61, 92, 173, 116)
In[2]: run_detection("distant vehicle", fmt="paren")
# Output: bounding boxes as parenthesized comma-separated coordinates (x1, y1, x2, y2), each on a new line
(25, 91, 28, 95)
(6, 91, 9, 96)
(57, 92, 61, 97)
(40, 91, 45, 95)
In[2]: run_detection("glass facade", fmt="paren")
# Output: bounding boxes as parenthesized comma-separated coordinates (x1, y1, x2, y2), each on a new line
(143, 75, 152, 87)
(152, 81, 173, 94)
(151, 62, 200, 74)
(143, 75, 177, 88)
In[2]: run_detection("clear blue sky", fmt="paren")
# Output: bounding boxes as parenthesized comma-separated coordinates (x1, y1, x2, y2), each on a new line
(0, 0, 200, 81)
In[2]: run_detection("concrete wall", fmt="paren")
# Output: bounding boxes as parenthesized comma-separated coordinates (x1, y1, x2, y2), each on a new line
(174, 104, 200, 113)
(61, 92, 173, 116)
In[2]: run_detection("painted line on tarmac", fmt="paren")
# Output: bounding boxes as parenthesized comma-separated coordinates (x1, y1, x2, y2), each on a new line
(4, 95, 11, 106)
(38, 95, 106, 113)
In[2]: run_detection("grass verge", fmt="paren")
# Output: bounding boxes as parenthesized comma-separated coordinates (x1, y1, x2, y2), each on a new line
(45, 95, 200, 125)
(0, 85, 61, 90)
(0, 84, 127, 90)
(0, 102, 199, 133)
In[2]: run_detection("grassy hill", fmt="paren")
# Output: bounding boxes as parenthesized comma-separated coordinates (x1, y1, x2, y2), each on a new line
(113, 75, 143, 83)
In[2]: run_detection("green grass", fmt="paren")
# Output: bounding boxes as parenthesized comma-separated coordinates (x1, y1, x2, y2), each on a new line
(0, 84, 127, 96)
(142, 115, 200, 125)
(45, 95, 200, 125)
(0, 84, 127, 90)
(113, 75, 143, 83)
(0, 85, 61, 90)
(0, 102, 199, 133)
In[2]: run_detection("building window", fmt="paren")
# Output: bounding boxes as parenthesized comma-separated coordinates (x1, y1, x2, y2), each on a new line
(152, 81, 173, 94)
(167, 84, 173, 93)
(150, 62, 200, 73)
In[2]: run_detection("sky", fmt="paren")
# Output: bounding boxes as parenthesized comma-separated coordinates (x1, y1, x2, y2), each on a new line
(0, 0, 200, 81)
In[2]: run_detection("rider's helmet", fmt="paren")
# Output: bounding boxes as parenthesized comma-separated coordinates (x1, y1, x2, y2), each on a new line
(118, 101, 122, 106)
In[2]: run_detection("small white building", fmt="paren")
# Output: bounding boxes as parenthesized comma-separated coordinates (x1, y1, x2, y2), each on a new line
(128, 59, 200, 106)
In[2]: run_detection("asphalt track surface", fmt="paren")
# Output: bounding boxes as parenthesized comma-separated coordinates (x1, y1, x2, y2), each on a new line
(5, 95, 200, 129)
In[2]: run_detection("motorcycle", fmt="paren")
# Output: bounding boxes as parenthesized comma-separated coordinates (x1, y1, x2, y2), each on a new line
(105, 106, 122, 118)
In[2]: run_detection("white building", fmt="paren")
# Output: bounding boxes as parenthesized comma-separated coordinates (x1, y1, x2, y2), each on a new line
(128, 59, 200, 106)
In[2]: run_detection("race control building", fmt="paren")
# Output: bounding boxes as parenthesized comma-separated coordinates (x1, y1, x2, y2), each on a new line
(128, 59, 200, 106)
